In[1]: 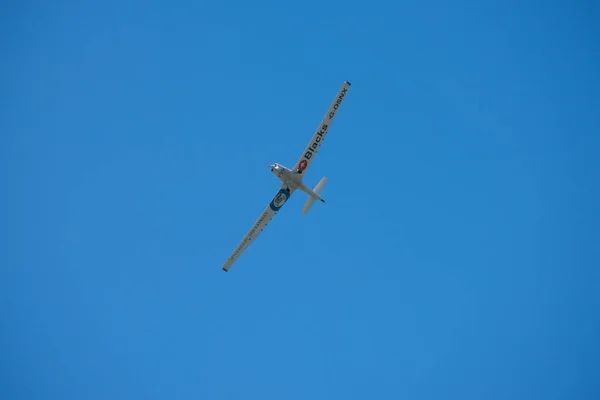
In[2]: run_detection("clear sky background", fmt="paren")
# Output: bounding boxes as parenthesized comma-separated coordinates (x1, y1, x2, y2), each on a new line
(2, 0, 599, 399)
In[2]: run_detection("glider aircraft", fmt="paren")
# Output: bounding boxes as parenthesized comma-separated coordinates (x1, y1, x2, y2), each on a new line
(222, 81, 352, 272)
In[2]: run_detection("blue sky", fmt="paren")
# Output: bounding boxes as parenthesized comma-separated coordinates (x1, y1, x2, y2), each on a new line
(2, 0, 599, 399)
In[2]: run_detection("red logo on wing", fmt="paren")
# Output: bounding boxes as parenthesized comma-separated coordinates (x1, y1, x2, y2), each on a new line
(299, 160, 308, 171)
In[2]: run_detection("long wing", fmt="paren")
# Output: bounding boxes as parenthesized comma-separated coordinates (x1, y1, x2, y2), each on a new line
(222, 185, 292, 272)
(292, 81, 351, 176)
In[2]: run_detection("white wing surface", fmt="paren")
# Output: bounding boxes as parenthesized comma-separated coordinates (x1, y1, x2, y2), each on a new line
(222, 185, 292, 272)
(292, 81, 351, 176)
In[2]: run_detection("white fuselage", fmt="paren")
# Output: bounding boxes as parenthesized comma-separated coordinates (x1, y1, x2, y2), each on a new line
(270, 163, 301, 189)
(270, 163, 323, 201)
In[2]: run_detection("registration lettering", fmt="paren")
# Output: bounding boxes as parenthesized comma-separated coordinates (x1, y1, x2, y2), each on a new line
(298, 84, 348, 170)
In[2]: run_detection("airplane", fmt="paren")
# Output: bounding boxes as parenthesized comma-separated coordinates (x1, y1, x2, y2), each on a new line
(221, 81, 352, 272)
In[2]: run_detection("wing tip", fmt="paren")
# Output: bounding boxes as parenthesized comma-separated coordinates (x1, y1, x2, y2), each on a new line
(222, 267, 228, 272)
(345, 81, 351, 86)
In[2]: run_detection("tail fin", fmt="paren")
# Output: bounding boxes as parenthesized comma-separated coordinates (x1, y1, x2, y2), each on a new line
(302, 177, 328, 214)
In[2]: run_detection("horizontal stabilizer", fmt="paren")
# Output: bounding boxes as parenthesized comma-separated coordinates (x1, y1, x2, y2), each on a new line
(302, 177, 328, 214)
